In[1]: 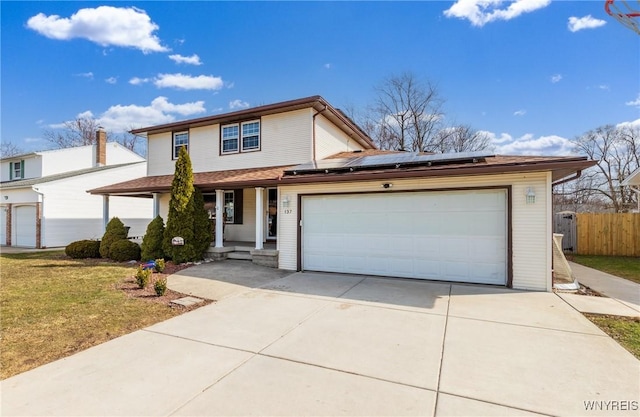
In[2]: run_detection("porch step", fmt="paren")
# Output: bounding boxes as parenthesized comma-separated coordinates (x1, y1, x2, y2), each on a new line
(227, 252, 252, 261)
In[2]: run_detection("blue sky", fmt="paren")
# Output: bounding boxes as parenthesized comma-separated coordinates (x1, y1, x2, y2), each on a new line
(2, 0, 639, 155)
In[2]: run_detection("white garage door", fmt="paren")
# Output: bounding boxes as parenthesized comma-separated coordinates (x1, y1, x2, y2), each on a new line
(302, 189, 507, 285)
(15, 205, 37, 247)
(0, 207, 6, 245)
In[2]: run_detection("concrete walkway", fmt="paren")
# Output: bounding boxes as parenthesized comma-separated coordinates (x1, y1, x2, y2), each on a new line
(2, 261, 639, 416)
(558, 261, 640, 318)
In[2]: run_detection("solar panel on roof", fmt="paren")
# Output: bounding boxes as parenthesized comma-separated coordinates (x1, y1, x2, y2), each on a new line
(286, 151, 495, 175)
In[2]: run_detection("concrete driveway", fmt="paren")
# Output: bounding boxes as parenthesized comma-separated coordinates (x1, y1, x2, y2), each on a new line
(2, 263, 639, 416)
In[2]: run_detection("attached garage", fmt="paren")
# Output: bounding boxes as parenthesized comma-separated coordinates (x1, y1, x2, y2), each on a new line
(302, 189, 508, 286)
(14, 205, 37, 247)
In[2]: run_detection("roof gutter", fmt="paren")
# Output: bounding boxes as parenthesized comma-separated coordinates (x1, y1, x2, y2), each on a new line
(551, 170, 582, 187)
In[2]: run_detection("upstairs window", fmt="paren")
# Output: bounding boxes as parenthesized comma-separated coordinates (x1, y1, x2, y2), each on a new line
(221, 120, 260, 154)
(221, 125, 239, 154)
(173, 132, 189, 159)
(241, 121, 260, 151)
(9, 160, 24, 180)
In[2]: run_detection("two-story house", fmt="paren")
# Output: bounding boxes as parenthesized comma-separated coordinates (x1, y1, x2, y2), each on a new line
(1, 130, 152, 248)
(90, 96, 594, 291)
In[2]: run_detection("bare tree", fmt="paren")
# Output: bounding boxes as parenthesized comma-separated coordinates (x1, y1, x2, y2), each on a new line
(433, 124, 494, 153)
(572, 124, 640, 212)
(0, 141, 25, 158)
(43, 116, 145, 156)
(371, 72, 444, 152)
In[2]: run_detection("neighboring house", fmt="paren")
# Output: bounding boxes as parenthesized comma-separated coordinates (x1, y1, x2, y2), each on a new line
(622, 167, 640, 212)
(1, 131, 152, 248)
(90, 96, 595, 291)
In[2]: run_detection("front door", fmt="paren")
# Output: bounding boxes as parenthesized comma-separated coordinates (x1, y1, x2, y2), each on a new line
(267, 188, 277, 240)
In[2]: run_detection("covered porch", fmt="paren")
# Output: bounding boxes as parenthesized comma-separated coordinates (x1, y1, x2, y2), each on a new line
(88, 165, 293, 267)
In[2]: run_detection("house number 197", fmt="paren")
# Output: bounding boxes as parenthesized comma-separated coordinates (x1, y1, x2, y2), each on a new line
(283, 209, 293, 214)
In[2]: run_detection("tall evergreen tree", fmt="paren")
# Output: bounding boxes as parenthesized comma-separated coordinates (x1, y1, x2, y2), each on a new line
(163, 146, 197, 263)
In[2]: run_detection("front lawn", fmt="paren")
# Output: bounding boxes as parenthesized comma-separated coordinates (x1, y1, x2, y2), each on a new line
(570, 255, 640, 284)
(586, 314, 640, 360)
(0, 251, 188, 379)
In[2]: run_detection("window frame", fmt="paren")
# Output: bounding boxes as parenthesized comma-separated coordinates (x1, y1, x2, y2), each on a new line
(220, 119, 260, 155)
(223, 190, 235, 223)
(221, 124, 240, 155)
(172, 131, 189, 160)
(10, 160, 24, 180)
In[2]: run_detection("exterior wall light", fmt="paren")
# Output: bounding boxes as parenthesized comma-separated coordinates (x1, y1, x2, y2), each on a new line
(526, 187, 536, 204)
(282, 195, 291, 208)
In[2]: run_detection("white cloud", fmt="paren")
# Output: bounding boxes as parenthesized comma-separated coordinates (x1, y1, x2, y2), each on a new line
(129, 77, 150, 85)
(324, 63, 332, 69)
(598, 84, 610, 91)
(78, 97, 206, 132)
(625, 94, 640, 108)
(443, 0, 551, 27)
(617, 118, 640, 129)
(26, 6, 168, 53)
(513, 109, 527, 116)
(229, 99, 250, 110)
(483, 131, 574, 155)
(75, 72, 94, 79)
(169, 54, 202, 65)
(551, 74, 562, 83)
(105, 77, 117, 84)
(568, 15, 607, 32)
(154, 73, 224, 90)
(24, 137, 43, 143)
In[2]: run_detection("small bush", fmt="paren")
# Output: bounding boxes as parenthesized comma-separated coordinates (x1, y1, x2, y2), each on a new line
(135, 266, 152, 289)
(141, 216, 165, 261)
(109, 240, 141, 262)
(65, 240, 101, 259)
(100, 217, 128, 258)
(154, 277, 167, 296)
(154, 258, 166, 273)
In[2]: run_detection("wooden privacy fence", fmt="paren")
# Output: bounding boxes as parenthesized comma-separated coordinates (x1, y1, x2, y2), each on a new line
(576, 213, 640, 256)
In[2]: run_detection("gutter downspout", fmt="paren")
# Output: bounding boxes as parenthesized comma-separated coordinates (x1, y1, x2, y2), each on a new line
(32, 186, 45, 248)
(312, 105, 328, 161)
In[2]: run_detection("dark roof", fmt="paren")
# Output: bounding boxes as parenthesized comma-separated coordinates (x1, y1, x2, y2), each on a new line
(130, 95, 375, 149)
(89, 165, 295, 196)
(89, 154, 596, 196)
(1, 162, 145, 190)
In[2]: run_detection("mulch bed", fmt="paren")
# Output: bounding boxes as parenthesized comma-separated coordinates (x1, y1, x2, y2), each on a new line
(117, 261, 214, 311)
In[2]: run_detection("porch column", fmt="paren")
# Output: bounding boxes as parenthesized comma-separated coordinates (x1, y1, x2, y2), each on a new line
(255, 187, 264, 250)
(102, 195, 110, 233)
(215, 189, 224, 248)
(152, 193, 160, 218)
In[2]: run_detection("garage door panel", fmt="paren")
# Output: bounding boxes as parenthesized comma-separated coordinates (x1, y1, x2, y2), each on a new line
(302, 190, 507, 285)
(15, 205, 37, 248)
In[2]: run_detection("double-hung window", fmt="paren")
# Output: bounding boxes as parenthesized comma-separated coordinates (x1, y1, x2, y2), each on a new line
(221, 120, 260, 154)
(9, 160, 24, 180)
(241, 121, 260, 151)
(173, 132, 189, 159)
(221, 125, 239, 154)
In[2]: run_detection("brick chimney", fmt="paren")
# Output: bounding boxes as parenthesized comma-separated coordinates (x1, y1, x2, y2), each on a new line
(96, 128, 106, 166)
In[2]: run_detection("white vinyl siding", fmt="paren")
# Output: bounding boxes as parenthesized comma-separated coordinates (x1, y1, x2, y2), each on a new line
(223, 188, 257, 242)
(315, 113, 366, 159)
(278, 172, 551, 291)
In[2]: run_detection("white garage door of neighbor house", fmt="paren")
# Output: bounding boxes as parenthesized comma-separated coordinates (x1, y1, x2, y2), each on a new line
(302, 189, 507, 285)
(15, 205, 37, 247)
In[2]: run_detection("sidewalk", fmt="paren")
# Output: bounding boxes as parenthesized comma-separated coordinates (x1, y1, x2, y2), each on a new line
(557, 262, 640, 318)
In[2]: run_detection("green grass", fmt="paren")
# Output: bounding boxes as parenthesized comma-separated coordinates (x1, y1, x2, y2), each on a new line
(570, 255, 640, 284)
(586, 315, 640, 360)
(0, 251, 181, 379)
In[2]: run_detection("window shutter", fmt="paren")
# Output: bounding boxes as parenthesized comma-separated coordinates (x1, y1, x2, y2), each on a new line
(234, 190, 243, 224)
(20, 160, 24, 178)
(9, 162, 13, 180)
